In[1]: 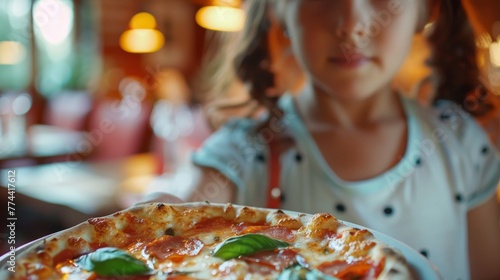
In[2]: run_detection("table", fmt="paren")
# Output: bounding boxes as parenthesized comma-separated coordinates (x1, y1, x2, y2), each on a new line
(0, 153, 159, 216)
(0, 153, 161, 254)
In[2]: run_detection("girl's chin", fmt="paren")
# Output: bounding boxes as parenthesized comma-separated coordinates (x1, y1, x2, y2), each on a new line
(328, 93, 378, 103)
(315, 83, 381, 101)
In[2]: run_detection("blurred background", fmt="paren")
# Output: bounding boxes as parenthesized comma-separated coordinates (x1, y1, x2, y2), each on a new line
(0, 0, 499, 254)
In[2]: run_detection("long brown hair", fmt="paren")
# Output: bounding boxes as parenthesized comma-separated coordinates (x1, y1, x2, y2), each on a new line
(232, 1, 277, 111)
(426, 0, 489, 115)
(197, 0, 282, 132)
(198, 0, 279, 122)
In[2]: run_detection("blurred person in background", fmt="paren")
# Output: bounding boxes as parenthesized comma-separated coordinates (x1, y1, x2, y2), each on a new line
(197, 13, 305, 130)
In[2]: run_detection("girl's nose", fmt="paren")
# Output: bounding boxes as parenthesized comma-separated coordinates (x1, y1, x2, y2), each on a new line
(332, 0, 367, 40)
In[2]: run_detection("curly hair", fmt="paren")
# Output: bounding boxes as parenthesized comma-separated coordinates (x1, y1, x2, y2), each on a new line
(198, 0, 278, 123)
(426, 0, 490, 115)
(232, 0, 278, 113)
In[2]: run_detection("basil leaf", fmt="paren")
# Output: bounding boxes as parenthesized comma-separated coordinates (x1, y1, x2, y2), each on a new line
(75, 247, 151, 276)
(277, 264, 340, 280)
(212, 234, 289, 260)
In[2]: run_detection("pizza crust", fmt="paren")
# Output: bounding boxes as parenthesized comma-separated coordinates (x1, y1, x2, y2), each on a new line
(0, 202, 415, 279)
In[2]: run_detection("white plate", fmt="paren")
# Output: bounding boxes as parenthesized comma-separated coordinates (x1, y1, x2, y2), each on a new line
(0, 203, 443, 279)
(342, 221, 443, 279)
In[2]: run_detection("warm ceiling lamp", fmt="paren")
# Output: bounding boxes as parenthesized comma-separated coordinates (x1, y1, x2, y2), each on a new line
(120, 12, 165, 53)
(490, 37, 500, 68)
(195, 1, 245, 32)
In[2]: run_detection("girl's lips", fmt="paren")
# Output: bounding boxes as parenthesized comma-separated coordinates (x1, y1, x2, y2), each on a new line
(328, 55, 371, 67)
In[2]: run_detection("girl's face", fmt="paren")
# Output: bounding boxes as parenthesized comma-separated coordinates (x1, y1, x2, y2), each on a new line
(280, 0, 425, 100)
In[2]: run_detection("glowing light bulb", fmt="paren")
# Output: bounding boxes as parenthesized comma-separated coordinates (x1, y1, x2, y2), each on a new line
(119, 12, 165, 53)
(490, 41, 500, 68)
(129, 12, 157, 29)
(195, 6, 245, 32)
(120, 29, 165, 53)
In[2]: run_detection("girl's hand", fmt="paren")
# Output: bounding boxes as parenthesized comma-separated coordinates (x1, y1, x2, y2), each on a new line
(134, 166, 236, 206)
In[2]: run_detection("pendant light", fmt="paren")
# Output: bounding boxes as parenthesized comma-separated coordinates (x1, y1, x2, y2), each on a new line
(120, 12, 165, 53)
(195, 0, 245, 32)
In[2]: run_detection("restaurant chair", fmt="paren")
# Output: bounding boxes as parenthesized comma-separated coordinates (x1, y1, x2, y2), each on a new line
(87, 98, 152, 161)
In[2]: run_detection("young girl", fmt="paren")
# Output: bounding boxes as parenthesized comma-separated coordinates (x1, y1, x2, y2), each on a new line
(146, 0, 500, 278)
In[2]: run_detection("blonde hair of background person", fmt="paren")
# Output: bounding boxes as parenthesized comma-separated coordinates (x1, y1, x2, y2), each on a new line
(195, 13, 305, 130)
(142, 1, 500, 279)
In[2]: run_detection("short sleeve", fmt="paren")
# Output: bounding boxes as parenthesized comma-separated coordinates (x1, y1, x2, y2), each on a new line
(191, 119, 263, 190)
(437, 102, 500, 209)
(462, 117, 500, 209)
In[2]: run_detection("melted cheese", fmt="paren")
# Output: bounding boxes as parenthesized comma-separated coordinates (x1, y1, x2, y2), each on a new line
(3, 203, 410, 280)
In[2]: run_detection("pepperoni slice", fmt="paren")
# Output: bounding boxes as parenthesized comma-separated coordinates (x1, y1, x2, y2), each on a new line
(241, 248, 299, 275)
(144, 236, 204, 261)
(317, 259, 384, 279)
(239, 226, 296, 242)
(54, 249, 79, 266)
(186, 218, 253, 237)
(190, 217, 235, 233)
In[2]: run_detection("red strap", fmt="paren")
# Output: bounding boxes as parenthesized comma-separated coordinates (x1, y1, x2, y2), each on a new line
(266, 140, 281, 209)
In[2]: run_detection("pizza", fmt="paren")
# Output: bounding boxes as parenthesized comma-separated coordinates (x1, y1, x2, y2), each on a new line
(1, 202, 415, 279)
